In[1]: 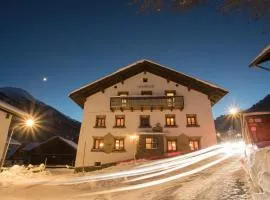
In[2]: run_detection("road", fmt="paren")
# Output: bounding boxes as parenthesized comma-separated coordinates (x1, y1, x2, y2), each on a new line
(0, 156, 252, 200)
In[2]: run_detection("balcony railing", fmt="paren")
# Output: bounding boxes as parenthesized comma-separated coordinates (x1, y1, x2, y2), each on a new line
(110, 96, 184, 111)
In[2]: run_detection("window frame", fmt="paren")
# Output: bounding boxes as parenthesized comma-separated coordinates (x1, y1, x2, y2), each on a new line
(167, 139, 177, 152)
(92, 138, 104, 151)
(165, 114, 177, 127)
(114, 115, 126, 128)
(189, 140, 200, 151)
(114, 138, 125, 151)
(94, 115, 106, 128)
(186, 114, 199, 127)
(145, 137, 158, 149)
(139, 115, 151, 128)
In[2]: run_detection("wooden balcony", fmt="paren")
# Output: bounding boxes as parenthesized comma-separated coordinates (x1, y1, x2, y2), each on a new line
(110, 96, 184, 111)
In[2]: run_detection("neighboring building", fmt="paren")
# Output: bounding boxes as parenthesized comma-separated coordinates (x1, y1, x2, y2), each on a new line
(69, 60, 228, 170)
(249, 45, 270, 70)
(0, 100, 28, 166)
(10, 136, 77, 166)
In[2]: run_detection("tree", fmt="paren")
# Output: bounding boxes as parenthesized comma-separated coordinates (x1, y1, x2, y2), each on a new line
(131, 0, 270, 22)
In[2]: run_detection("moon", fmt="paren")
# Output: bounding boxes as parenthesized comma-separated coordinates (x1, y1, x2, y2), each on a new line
(43, 77, 48, 82)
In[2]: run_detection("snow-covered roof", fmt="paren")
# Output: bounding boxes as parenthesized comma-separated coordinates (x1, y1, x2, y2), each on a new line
(250, 45, 270, 67)
(10, 138, 21, 145)
(0, 100, 29, 118)
(25, 136, 77, 151)
(69, 59, 228, 107)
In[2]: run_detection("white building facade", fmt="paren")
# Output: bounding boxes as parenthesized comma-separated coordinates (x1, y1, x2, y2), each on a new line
(0, 100, 28, 166)
(70, 60, 228, 170)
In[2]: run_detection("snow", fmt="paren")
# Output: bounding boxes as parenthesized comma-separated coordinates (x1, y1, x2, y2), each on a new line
(69, 59, 227, 97)
(244, 146, 270, 200)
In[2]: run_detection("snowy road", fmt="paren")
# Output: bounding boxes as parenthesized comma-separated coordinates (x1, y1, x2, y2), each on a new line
(0, 156, 252, 200)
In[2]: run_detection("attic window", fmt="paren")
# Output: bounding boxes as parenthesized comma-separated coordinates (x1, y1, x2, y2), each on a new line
(143, 78, 148, 83)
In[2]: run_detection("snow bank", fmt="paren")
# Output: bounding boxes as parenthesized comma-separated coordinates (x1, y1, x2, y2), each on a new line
(0, 164, 49, 186)
(245, 146, 270, 200)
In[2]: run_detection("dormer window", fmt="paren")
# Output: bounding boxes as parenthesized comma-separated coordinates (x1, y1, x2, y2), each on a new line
(143, 78, 148, 83)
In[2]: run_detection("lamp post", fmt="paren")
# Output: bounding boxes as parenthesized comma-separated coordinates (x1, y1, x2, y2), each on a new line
(228, 106, 242, 140)
(0, 118, 35, 170)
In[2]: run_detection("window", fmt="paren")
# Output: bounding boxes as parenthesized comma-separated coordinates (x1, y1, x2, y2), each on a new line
(5, 113, 10, 119)
(141, 91, 152, 95)
(187, 114, 198, 127)
(95, 115, 106, 128)
(165, 90, 176, 96)
(165, 114, 176, 127)
(165, 90, 176, 107)
(115, 115, 125, 128)
(143, 78, 148, 83)
(140, 115, 150, 128)
(167, 140, 177, 151)
(145, 137, 158, 149)
(93, 138, 104, 150)
(189, 140, 200, 151)
(114, 138, 125, 150)
(118, 92, 128, 107)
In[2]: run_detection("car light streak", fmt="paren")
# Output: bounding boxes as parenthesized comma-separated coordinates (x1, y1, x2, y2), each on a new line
(48, 145, 227, 185)
(78, 154, 231, 197)
(124, 149, 224, 183)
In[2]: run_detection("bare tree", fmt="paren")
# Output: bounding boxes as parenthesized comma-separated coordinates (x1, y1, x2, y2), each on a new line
(131, 0, 270, 22)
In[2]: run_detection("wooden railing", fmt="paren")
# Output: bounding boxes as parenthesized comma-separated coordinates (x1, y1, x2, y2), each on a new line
(110, 96, 184, 111)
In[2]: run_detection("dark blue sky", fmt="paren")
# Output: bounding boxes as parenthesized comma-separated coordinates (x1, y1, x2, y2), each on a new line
(0, 0, 269, 121)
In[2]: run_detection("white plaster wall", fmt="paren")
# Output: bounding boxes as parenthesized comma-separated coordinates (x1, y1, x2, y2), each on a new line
(75, 72, 217, 167)
(0, 110, 12, 163)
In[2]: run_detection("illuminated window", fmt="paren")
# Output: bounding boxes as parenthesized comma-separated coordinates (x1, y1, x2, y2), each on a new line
(93, 139, 104, 150)
(95, 115, 106, 128)
(140, 115, 150, 128)
(145, 137, 158, 149)
(187, 114, 198, 127)
(115, 115, 125, 128)
(167, 140, 177, 151)
(165, 114, 176, 127)
(114, 138, 125, 150)
(189, 140, 200, 151)
(118, 92, 128, 107)
(165, 90, 176, 107)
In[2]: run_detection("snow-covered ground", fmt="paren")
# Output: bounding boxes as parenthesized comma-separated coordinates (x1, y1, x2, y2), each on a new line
(0, 143, 253, 200)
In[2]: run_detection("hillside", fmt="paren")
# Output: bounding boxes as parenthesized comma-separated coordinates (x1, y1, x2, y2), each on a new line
(0, 87, 81, 142)
(215, 94, 270, 133)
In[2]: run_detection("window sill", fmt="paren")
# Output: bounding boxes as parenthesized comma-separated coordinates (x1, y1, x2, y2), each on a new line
(186, 125, 200, 128)
(139, 126, 152, 128)
(91, 149, 104, 152)
(164, 125, 178, 128)
(93, 126, 106, 128)
(145, 148, 158, 150)
(112, 149, 126, 153)
(113, 126, 126, 128)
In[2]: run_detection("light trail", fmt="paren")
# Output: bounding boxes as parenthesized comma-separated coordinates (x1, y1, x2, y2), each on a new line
(78, 154, 231, 197)
(49, 144, 225, 185)
(124, 149, 224, 183)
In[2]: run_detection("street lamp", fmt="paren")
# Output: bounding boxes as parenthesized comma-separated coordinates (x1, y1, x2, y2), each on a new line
(0, 117, 35, 170)
(228, 106, 242, 140)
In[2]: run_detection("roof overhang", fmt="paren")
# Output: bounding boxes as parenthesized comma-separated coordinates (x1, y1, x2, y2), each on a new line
(0, 100, 29, 118)
(69, 60, 228, 108)
(249, 45, 270, 69)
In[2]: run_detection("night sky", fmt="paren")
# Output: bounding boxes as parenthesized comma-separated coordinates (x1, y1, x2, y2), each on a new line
(0, 0, 269, 121)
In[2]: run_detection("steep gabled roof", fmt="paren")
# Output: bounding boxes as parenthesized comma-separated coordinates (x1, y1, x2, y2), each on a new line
(250, 45, 270, 67)
(69, 59, 228, 108)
